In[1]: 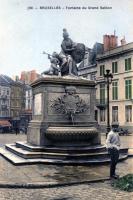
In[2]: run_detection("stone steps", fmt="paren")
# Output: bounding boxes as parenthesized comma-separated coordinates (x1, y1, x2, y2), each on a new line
(0, 147, 128, 166)
(16, 141, 107, 153)
(6, 144, 128, 160)
(0, 140, 129, 165)
(1, 142, 128, 165)
(0, 147, 28, 165)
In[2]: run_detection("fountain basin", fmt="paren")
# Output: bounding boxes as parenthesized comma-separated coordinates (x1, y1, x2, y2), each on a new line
(46, 126, 99, 142)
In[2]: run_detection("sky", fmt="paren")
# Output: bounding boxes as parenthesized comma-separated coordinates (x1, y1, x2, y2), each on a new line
(0, 0, 133, 78)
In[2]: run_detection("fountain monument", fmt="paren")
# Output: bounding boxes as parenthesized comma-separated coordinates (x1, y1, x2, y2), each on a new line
(0, 29, 128, 165)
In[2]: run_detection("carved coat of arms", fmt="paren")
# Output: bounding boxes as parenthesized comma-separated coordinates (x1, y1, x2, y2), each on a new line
(51, 86, 89, 123)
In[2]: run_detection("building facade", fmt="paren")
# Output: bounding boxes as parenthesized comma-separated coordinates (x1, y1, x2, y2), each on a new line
(0, 74, 33, 132)
(25, 84, 32, 111)
(10, 82, 24, 120)
(96, 42, 133, 132)
(0, 75, 13, 120)
(78, 35, 133, 132)
(78, 43, 103, 81)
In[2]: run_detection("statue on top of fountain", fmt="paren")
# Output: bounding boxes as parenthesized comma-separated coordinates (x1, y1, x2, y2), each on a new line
(42, 28, 86, 76)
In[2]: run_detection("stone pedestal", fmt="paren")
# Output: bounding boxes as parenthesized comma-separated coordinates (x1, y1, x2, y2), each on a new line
(27, 75, 100, 146)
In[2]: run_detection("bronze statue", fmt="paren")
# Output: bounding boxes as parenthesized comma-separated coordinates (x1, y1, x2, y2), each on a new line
(42, 29, 85, 76)
(59, 29, 77, 76)
(60, 29, 86, 76)
(61, 28, 76, 55)
(41, 52, 61, 76)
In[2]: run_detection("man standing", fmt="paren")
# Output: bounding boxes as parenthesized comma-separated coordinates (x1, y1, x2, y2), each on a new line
(106, 128, 121, 179)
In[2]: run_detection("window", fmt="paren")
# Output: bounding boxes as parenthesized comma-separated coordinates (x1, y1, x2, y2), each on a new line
(112, 62, 118, 73)
(100, 65, 105, 76)
(100, 83, 105, 104)
(125, 105, 132, 122)
(112, 106, 118, 122)
(83, 74, 88, 78)
(112, 81, 118, 100)
(6, 100, 9, 106)
(16, 101, 19, 107)
(2, 89, 5, 96)
(91, 73, 96, 80)
(100, 109, 105, 122)
(95, 110, 98, 121)
(125, 58, 131, 71)
(2, 99, 6, 105)
(7, 89, 9, 95)
(125, 79, 132, 99)
(11, 111, 13, 117)
(6, 111, 9, 116)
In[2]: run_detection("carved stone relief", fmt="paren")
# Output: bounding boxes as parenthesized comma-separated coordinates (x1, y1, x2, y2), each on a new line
(50, 86, 90, 122)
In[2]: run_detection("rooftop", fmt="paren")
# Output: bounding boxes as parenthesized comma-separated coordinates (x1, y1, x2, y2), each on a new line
(97, 42, 133, 60)
(0, 74, 14, 86)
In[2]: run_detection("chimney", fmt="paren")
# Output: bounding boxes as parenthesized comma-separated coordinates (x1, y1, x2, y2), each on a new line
(103, 34, 118, 51)
(30, 70, 36, 82)
(120, 37, 126, 46)
(110, 35, 118, 49)
(15, 75, 19, 81)
(20, 71, 26, 81)
(103, 35, 110, 51)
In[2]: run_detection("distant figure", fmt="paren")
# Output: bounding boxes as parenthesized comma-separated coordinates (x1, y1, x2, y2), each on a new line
(106, 128, 121, 179)
(15, 127, 19, 135)
(25, 127, 27, 134)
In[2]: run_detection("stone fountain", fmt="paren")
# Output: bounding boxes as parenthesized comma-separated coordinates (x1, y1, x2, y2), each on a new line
(28, 75, 100, 147)
(0, 29, 128, 165)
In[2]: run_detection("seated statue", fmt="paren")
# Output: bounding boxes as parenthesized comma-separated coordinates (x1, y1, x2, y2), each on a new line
(59, 29, 77, 76)
(61, 28, 77, 55)
(60, 29, 85, 76)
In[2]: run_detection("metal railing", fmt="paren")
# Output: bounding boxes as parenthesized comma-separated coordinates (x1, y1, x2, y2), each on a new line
(96, 99, 107, 108)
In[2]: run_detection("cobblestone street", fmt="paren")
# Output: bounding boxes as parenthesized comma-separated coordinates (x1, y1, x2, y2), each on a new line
(0, 133, 26, 147)
(0, 182, 132, 200)
(0, 133, 132, 200)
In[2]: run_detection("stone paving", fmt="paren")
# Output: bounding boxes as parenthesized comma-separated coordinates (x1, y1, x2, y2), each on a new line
(0, 133, 26, 147)
(0, 133, 132, 185)
(0, 133, 132, 200)
(0, 154, 132, 185)
(0, 181, 132, 200)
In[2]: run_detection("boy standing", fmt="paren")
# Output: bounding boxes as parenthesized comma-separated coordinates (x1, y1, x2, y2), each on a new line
(106, 128, 121, 179)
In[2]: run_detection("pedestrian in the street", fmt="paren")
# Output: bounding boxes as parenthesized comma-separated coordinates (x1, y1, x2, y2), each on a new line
(106, 127, 121, 179)
(25, 127, 27, 134)
(15, 127, 19, 135)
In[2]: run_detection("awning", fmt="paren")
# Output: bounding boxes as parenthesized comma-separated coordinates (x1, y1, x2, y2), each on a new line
(0, 120, 11, 127)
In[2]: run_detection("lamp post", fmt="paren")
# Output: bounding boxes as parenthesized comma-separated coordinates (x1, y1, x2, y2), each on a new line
(104, 69, 113, 137)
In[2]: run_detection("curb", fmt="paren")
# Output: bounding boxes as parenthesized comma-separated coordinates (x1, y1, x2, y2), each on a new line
(0, 178, 110, 189)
